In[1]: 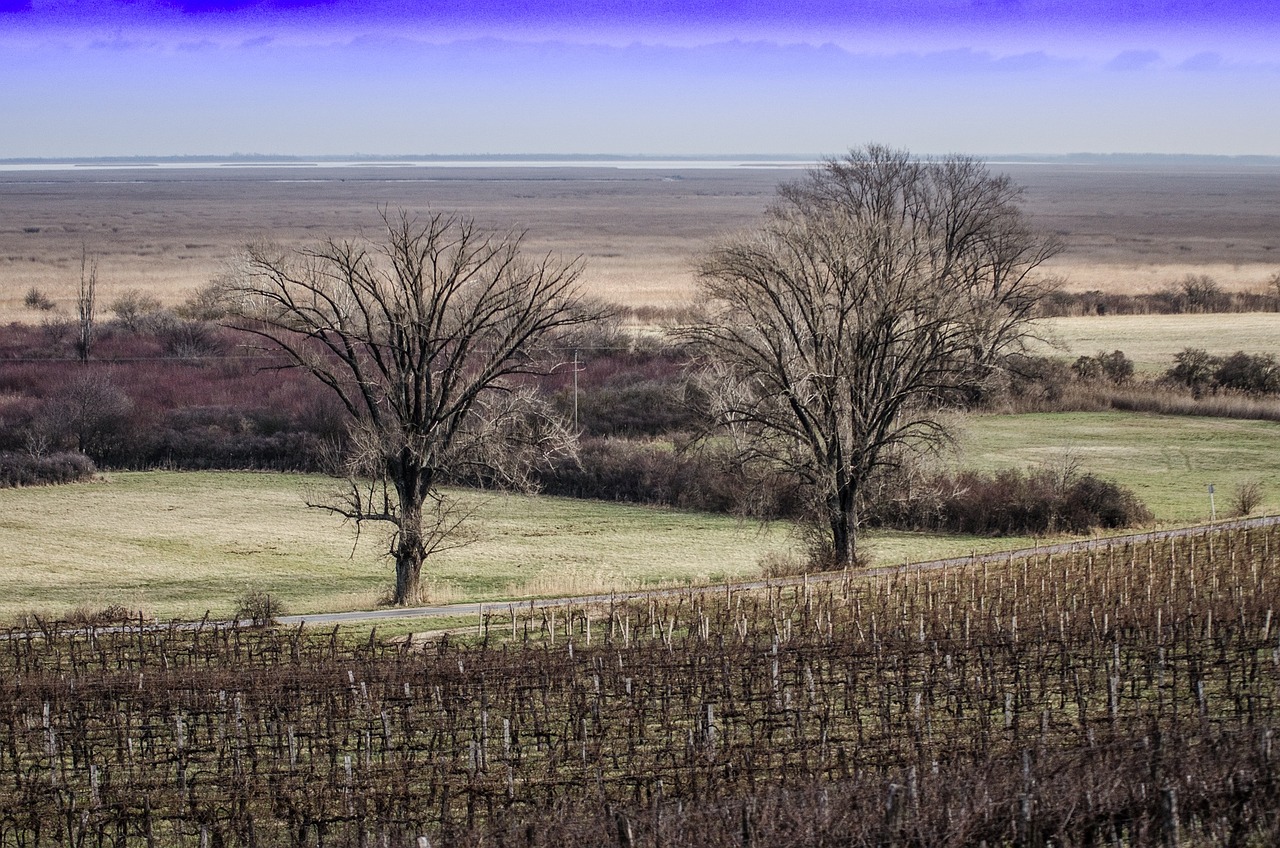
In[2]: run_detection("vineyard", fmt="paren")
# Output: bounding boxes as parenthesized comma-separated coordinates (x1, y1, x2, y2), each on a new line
(3, 524, 1279, 846)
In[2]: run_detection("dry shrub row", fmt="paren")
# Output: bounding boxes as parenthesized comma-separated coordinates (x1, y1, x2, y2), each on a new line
(867, 467, 1152, 536)
(1039, 274, 1279, 317)
(535, 437, 803, 519)
(0, 450, 95, 488)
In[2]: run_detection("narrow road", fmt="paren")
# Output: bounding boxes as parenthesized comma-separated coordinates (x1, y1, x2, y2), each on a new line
(279, 514, 1280, 628)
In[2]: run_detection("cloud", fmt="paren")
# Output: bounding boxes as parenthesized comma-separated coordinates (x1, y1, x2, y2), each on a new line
(1179, 52, 1224, 72)
(1105, 49, 1161, 71)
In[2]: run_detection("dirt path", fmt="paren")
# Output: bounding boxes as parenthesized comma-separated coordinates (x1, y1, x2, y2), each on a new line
(279, 514, 1280, 628)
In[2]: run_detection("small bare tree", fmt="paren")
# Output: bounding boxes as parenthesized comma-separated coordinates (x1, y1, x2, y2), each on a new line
(1231, 479, 1264, 517)
(76, 248, 98, 364)
(226, 210, 600, 605)
(685, 145, 1058, 568)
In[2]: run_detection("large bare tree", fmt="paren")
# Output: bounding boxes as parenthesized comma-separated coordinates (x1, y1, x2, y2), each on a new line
(685, 145, 1058, 567)
(227, 210, 599, 605)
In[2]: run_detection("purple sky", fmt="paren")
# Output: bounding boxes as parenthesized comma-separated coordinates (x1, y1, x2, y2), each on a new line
(2, 1, 1278, 157)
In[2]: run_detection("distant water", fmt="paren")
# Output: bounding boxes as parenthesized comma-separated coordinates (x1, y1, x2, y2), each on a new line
(0, 158, 817, 173)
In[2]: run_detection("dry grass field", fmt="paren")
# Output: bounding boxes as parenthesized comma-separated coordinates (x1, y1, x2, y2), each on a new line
(2, 161, 1278, 322)
(1033, 312, 1280, 372)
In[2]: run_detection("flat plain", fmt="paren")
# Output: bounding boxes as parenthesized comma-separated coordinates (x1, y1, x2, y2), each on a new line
(2, 160, 1279, 322)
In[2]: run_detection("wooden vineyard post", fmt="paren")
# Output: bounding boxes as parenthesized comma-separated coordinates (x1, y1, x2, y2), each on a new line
(1160, 787, 1180, 848)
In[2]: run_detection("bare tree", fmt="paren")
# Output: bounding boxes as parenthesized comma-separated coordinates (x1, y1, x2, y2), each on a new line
(684, 145, 1058, 568)
(76, 248, 97, 364)
(226, 210, 601, 605)
(31, 371, 134, 462)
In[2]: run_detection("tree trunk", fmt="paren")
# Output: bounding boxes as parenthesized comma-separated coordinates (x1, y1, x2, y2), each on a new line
(828, 482, 859, 569)
(392, 500, 425, 606)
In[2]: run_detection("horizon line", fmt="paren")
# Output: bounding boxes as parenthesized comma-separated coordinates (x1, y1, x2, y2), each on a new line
(6, 152, 1280, 165)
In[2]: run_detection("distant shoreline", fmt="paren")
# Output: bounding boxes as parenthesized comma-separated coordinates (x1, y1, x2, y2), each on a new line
(3, 153, 1280, 173)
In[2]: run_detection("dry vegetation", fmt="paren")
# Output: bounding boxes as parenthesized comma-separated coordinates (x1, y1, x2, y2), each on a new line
(1031, 314, 1280, 373)
(2, 162, 1279, 322)
(2, 523, 1277, 845)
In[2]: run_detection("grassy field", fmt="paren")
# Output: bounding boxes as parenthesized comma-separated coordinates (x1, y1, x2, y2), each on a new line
(2, 407, 1273, 622)
(0, 471, 1046, 623)
(0, 471, 771, 621)
(1032, 313, 1280, 374)
(956, 410, 1280, 521)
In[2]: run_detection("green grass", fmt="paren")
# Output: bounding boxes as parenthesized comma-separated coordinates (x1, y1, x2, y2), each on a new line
(6, 408, 1272, 626)
(0, 471, 796, 622)
(956, 411, 1280, 522)
(0, 471, 1056, 623)
(1032, 313, 1280, 374)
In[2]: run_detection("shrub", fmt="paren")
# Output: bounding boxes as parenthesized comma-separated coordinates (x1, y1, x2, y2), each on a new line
(1213, 352, 1280, 395)
(64, 604, 146, 626)
(175, 278, 234, 321)
(1164, 348, 1217, 395)
(1178, 274, 1229, 313)
(235, 590, 286, 627)
(1097, 350, 1135, 385)
(1073, 351, 1133, 385)
(23, 287, 55, 311)
(866, 466, 1152, 536)
(1071, 355, 1102, 382)
(1002, 354, 1072, 404)
(757, 550, 810, 579)
(158, 318, 227, 360)
(109, 288, 163, 331)
(1036, 286, 1277, 317)
(0, 451, 96, 488)
(1231, 479, 1264, 517)
(536, 437, 803, 518)
(566, 378, 699, 437)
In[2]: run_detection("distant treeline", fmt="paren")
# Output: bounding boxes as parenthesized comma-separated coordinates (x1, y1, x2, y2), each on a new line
(1040, 274, 1280, 316)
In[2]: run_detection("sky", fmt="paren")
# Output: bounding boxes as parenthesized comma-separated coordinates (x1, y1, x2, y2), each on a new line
(2, 1, 1279, 158)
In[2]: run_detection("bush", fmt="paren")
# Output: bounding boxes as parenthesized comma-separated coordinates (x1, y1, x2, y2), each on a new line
(1231, 480, 1264, 517)
(1073, 351, 1133, 385)
(109, 289, 163, 331)
(1164, 348, 1217, 395)
(1213, 352, 1280, 395)
(536, 437, 803, 518)
(1176, 274, 1230, 313)
(1036, 284, 1277, 317)
(0, 451, 96, 488)
(1002, 354, 1072, 404)
(235, 590, 285, 627)
(866, 466, 1152, 536)
(175, 278, 234, 321)
(23, 287, 55, 312)
(64, 604, 147, 627)
(757, 550, 810, 579)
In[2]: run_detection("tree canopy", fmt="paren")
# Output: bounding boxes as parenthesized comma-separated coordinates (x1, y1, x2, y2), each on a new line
(685, 145, 1059, 567)
(227, 210, 600, 604)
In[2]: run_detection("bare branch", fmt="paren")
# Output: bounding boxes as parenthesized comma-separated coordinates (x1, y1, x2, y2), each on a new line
(225, 209, 605, 604)
(683, 145, 1057, 568)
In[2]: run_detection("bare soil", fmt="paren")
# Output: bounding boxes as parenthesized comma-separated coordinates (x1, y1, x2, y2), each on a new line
(2, 161, 1278, 321)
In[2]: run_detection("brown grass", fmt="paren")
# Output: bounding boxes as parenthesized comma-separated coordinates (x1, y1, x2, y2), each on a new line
(2, 162, 1278, 322)
(1031, 313, 1280, 373)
